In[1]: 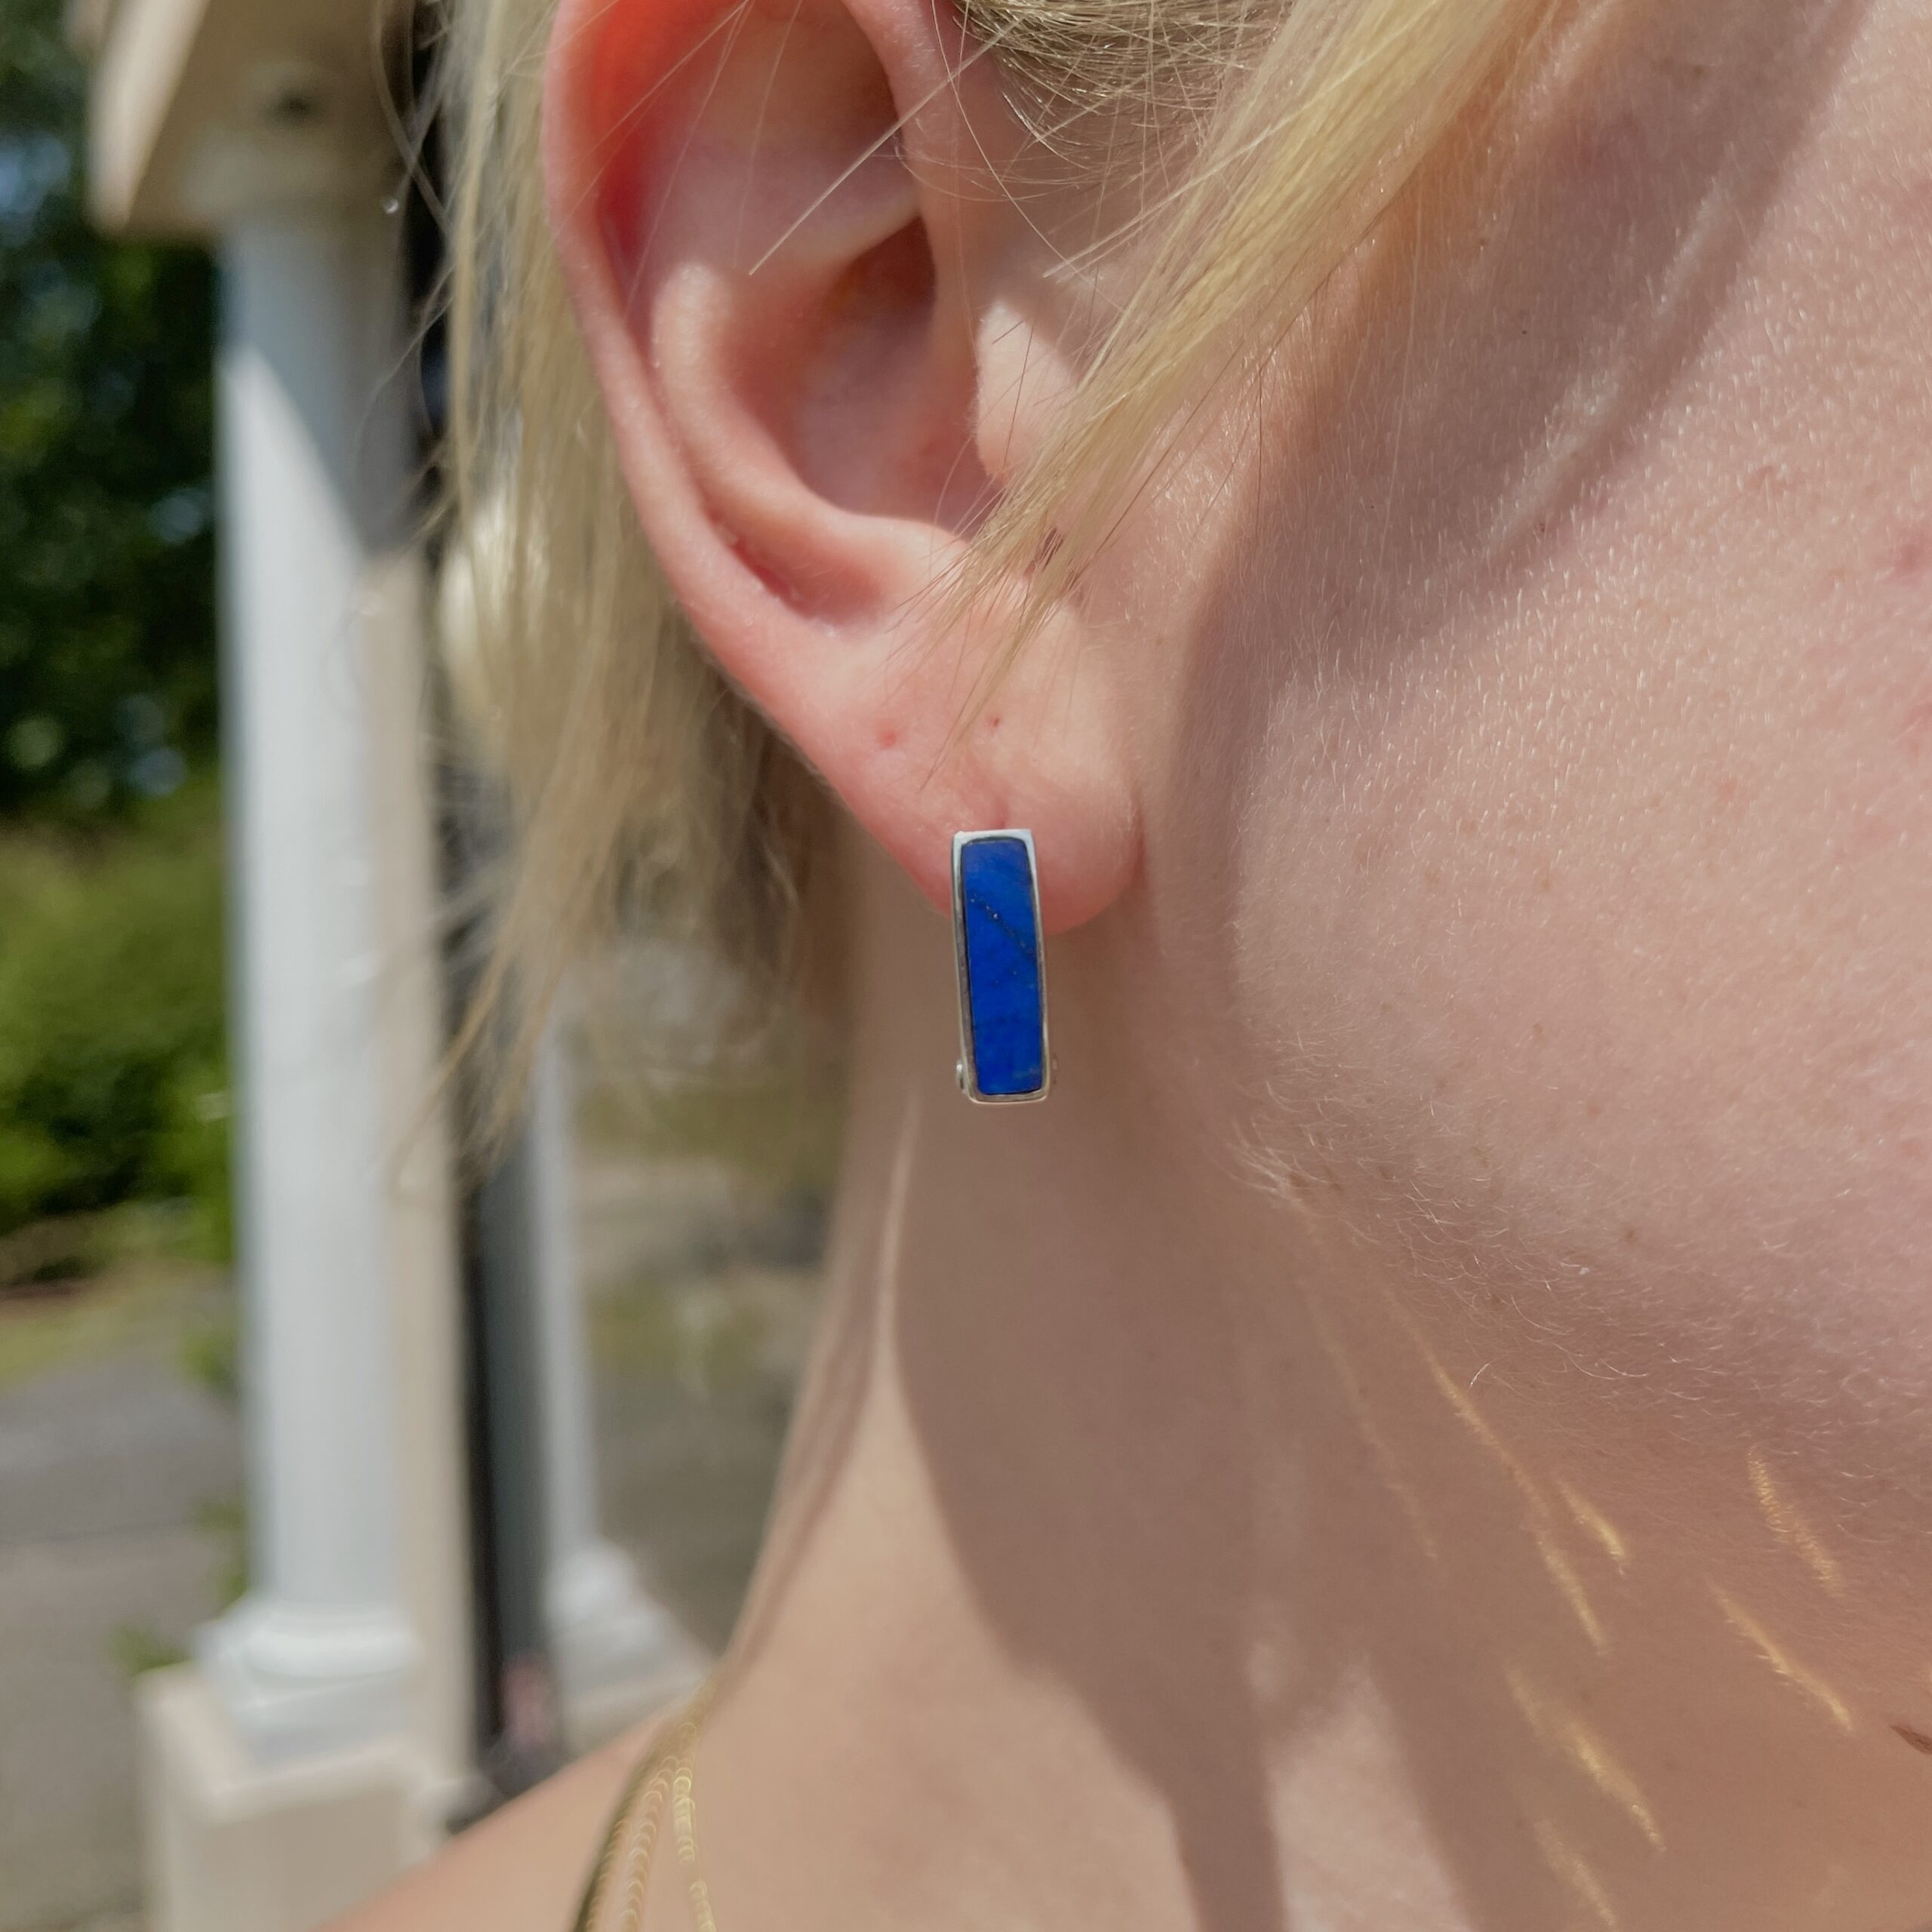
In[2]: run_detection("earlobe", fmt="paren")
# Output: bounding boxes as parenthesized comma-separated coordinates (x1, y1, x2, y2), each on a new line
(542, 0, 1140, 931)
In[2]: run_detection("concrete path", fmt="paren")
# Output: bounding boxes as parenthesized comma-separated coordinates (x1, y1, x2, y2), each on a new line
(0, 1149, 820, 1932)
(0, 1275, 239, 1932)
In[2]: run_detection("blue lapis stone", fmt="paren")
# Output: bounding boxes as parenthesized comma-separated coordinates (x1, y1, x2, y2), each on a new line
(958, 835, 1047, 1100)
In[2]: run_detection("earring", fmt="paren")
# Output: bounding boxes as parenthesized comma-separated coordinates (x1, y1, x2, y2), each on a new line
(952, 829, 1052, 1105)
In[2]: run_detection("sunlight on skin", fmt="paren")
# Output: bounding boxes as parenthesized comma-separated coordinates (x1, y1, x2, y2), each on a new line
(1331, 1247, 1905, 1913)
(1529, 1527, 1611, 1660)
(1377, 1261, 1881, 1766)
(1299, 1287, 1445, 1566)
(1555, 1481, 1631, 1577)
(1285, 1176, 1626, 1665)
(1369, 1251, 1881, 1752)
(1407, 1315, 1612, 1657)
(1746, 1447, 1847, 1598)
(1416, 1346, 1552, 1518)
(1242, 1005, 1932, 1924)
(1247, 1134, 1929, 1924)
(1531, 1817, 1622, 1931)
(1506, 1667, 1664, 1853)
(1708, 1588, 1856, 1734)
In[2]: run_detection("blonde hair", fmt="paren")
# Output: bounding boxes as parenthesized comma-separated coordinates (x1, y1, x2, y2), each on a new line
(437, 0, 1552, 1076)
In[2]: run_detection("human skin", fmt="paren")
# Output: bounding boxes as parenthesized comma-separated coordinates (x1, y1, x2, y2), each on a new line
(339, 0, 1932, 1927)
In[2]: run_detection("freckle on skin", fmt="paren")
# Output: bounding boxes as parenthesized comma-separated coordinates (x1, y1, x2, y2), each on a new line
(1565, 108, 1647, 186)
(1887, 524, 1932, 582)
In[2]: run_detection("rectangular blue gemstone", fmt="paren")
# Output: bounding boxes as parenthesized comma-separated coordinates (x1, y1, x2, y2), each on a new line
(958, 835, 1047, 1099)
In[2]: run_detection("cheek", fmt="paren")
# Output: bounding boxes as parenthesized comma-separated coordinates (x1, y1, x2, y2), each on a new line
(1118, 0, 1932, 1835)
(1167, 556, 1932, 1503)
(1140, 555, 1932, 1773)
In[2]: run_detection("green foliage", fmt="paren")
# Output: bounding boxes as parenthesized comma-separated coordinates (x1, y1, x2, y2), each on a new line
(177, 1300, 238, 1404)
(0, 782, 229, 1243)
(110, 1622, 189, 1680)
(0, 0, 217, 820)
(155, 1048, 234, 1260)
(0, 0, 229, 1253)
(195, 1492, 249, 1607)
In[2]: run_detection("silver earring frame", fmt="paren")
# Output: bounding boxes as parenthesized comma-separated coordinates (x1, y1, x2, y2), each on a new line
(952, 828, 1054, 1106)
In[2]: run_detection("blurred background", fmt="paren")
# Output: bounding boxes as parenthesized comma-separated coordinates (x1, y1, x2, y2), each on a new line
(0, 4, 833, 1927)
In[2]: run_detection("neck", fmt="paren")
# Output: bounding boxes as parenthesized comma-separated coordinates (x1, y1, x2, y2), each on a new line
(685, 839, 1932, 1932)
(692, 841, 1465, 1932)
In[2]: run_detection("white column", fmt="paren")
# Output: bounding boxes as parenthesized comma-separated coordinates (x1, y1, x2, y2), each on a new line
(139, 200, 473, 1932)
(197, 209, 417, 1760)
(530, 1029, 702, 1746)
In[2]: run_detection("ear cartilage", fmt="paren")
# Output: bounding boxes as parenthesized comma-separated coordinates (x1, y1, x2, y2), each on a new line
(952, 831, 1052, 1106)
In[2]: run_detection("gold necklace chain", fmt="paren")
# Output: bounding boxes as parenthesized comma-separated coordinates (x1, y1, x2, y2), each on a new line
(577, 1685, 721, 1932)
(670, 1706, 721, 1932)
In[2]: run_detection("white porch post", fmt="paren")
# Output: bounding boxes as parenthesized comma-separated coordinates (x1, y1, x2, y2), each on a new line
(198, 209, 416, 1755)
(136, 197, 473, 1932)
(530, 1031, 702, 1746)
(85, 7, 475, 1926)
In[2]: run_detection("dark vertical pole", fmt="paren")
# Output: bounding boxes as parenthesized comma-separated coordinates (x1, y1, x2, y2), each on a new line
(466, 1108, 567, 1796)
(401, 21, 563, 1817)
(436, 779, 567, 1810)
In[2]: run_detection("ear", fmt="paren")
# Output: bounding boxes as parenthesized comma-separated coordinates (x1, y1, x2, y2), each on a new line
(542, 0, 1139, 928)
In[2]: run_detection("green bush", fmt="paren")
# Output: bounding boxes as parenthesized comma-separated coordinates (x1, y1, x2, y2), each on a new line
(0, 0, 218, 825)
(0, 780, 229, 1248)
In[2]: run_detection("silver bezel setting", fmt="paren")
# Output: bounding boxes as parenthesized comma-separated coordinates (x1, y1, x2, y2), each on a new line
(952, 829, 1052, 1106)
